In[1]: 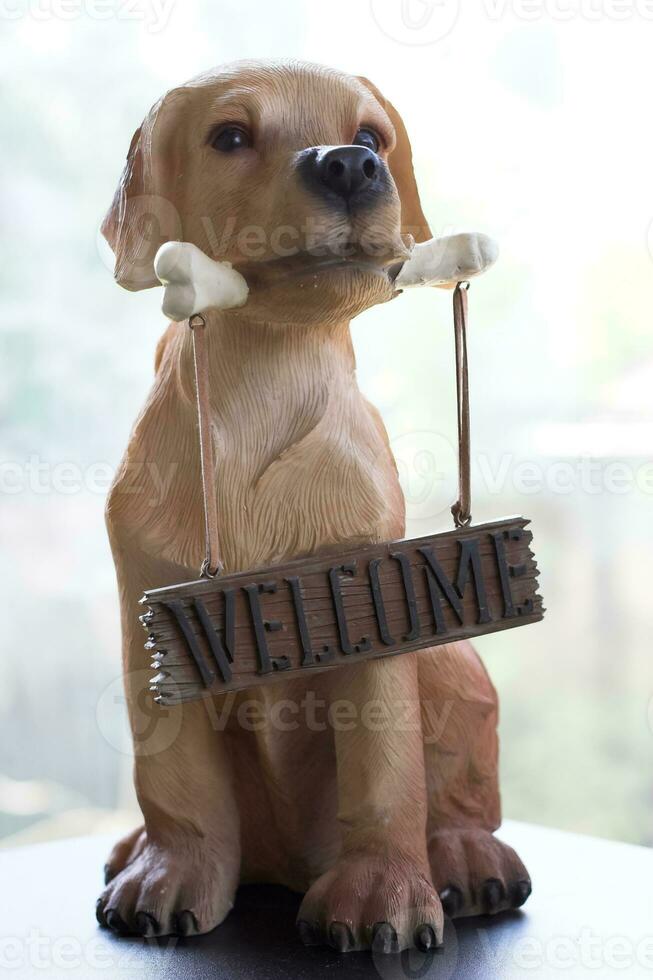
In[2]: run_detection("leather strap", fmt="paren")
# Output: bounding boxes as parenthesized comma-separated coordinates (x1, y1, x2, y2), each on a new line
(189, 314, 223, 577)
(451, 282, 472, 528)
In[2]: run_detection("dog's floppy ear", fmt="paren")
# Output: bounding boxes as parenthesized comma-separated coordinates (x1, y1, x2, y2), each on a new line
(356, 77, 432, 245)
(101, 89, 187, 291)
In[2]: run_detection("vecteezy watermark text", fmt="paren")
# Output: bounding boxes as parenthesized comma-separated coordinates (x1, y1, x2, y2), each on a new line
(0, 456, 177, 505)
(483, 0, 653, 20)
(96, 673, 458, 758)
(370, 0, 653, 49)
(0, 0, 176, 32)
(2, 452, 653, 505)
(0, 929, 177, 971)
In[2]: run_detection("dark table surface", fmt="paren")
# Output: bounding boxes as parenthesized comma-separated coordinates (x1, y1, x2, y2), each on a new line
(1, 821, 652, 979)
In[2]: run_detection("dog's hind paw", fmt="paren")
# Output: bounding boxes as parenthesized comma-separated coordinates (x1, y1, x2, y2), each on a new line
(103, 825, 146, 885)
(428, 828, 531, 918)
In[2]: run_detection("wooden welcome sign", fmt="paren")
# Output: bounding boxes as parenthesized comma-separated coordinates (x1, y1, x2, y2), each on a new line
(143, 286, 544, 705)
(143, 516, 542, 704)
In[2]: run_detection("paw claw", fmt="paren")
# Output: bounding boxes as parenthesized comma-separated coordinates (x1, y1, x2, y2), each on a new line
(415, 925, 437, 951)
(297, 919, 319, 946)
(176, 910, 198, 936)
(439, 885, 464, 918)
(482, 878, 505, 914)
(106, 909, 128, 935)
(103, 864, 113, 886)
(136, 912, 159, 937)
(511, 879, 532, 909)
(372, 922, 398, 955)
(95, 898, 107, 928)
(328, 921, 353, 952)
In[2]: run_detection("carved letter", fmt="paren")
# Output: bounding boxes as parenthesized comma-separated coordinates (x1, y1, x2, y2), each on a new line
(193, 597, 233, 684)
(286, 575, 319, 666)
(419, 537, 491, 631)
(492, 527, 533, 617)
(162, 599, 216, 688)
(390, 551, 420, 642)
(368, 558, 395, 646)
(244, 581, 290, 675)
(328, 563, 372, 656)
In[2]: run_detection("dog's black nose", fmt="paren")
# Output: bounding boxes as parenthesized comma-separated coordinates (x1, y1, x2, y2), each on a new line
(317, 146, 379, 199)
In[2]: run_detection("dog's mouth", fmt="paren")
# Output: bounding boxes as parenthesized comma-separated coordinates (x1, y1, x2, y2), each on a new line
(235, 244, 409, 288)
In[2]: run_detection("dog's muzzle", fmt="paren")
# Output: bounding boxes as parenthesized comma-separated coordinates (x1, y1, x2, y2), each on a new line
(297, 145, 386, 207)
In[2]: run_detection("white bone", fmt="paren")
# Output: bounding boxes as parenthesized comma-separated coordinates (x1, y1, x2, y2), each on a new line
(153, 233, 498, 319)
(154, 242, 249, 320)
(395, 233, 499, 288)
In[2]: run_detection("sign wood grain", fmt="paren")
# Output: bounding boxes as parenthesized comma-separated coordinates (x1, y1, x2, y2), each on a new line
(142, 517, 543, 704)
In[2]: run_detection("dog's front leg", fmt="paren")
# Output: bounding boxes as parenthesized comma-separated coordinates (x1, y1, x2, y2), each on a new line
(97, 539, 241, 938)
(298, 655, 442, 953)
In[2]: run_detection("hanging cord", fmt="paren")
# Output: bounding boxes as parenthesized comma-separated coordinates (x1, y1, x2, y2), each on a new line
(451, 282, 472, 528)
(188, 314, 223, 578)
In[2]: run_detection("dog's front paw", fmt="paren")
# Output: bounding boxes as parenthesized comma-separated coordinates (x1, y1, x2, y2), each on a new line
(297, 852, 443, 953)
(154, 241, 249, 320)
(96, 834, 238, 937)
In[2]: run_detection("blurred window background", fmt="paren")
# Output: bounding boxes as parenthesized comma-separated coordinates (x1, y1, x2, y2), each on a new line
(1, 0, 652, 848)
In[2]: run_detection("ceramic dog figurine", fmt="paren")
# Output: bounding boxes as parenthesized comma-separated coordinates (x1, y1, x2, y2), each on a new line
(98, 59, 530, 953)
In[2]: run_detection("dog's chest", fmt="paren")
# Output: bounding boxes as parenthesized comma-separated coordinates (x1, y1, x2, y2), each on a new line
(121, 344, 405, 573)
(212, 398, 405, 570)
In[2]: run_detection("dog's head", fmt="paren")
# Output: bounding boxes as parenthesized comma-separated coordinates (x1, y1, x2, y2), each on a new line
(102, 60, 431, 322)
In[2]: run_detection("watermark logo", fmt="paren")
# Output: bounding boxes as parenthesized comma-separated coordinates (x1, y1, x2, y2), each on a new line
(372, 915, 459, 978)
(391, 430, 458, 524)
(370, 0, 460, 45)
(647, 217, 653, 265)
(95, 669, 182, 758)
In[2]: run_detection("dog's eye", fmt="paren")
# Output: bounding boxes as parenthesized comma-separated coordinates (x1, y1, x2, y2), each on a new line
(209, 125, 252, 153)
(353, 128, 380, 153)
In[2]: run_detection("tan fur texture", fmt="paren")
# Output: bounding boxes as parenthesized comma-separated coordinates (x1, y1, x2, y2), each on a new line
(97, 60, 530, 953)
